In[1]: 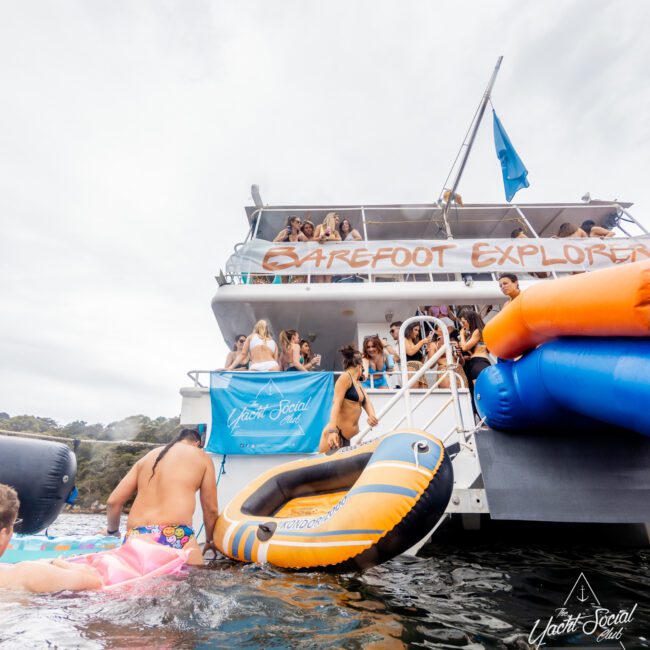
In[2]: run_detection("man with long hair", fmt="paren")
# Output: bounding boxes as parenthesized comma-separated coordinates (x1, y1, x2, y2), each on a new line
(0, 483, 102, 592)
(104, 428, 218, 565)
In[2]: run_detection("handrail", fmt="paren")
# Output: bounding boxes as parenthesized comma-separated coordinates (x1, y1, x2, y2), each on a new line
(354, 353, 443, 444)
(186, 367, 465, 390)
(355, 315, 467, 445)
(399, 316, 463, 431)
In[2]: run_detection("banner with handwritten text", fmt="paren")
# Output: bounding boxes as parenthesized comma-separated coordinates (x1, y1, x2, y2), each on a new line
(226, 238, 650, 276)
(207, 372, 334, 455)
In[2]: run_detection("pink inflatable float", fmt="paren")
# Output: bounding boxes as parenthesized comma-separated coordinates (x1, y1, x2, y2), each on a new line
(69, 537, 189, 590)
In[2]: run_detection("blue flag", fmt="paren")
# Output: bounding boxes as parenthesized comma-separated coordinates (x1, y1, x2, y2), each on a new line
(207, 371, 334, 454)
(493, 110, 529, 202)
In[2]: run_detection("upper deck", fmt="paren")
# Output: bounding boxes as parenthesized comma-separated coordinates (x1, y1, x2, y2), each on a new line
(244, 199, 636, 240)
(213, 199, 649, 367)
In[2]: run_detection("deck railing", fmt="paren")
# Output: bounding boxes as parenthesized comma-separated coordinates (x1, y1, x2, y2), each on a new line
(355, 315, 469, 447)
(187, 316, 471, 446)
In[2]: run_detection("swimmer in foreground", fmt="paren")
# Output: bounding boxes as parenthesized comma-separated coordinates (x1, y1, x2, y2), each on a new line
(0, 484, 102, 592)
(104, 428, 218, 565)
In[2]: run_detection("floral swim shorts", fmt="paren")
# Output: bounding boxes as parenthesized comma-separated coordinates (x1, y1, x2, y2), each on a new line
(124, 524, 195, 550)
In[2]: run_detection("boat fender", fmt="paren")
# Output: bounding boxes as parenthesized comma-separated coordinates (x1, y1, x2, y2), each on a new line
(0, 435, 77, 534)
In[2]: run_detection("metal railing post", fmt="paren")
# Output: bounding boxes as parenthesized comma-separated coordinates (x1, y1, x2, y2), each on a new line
(615, 204, 650, 236)
(396, 315, 465, 434)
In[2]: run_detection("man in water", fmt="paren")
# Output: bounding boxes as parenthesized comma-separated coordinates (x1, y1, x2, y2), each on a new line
(0, 483, 102, 592)
(105, 428, 218, 565)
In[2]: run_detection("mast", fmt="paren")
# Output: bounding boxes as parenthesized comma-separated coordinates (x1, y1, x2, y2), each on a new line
(440, 56, 503, 239)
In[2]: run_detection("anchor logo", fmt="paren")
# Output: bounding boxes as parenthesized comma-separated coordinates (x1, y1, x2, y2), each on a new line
(563, 572, 600, 607)
(577, 585, 588, 603)
(528, 571, 637, 649)
(255, 378, 285, 399)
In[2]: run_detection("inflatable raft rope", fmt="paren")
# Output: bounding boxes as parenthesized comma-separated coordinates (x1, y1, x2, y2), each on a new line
(69, 537, 188, 591)
(214, 428, 453, 571)
(1, 535, 121, 564)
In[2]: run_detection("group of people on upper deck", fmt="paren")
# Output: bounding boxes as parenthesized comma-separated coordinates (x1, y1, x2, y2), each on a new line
(273, 212, 362, 244)
(271, 213, 614, 246)
(512, 219, 614, 240)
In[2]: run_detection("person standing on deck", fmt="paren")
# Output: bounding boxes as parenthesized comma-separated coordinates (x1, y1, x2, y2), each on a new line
(319, 346, 379, 451)
(498, 273, 521, 308)
(104, 428, 218, 565)
(226, 319, 280, 372)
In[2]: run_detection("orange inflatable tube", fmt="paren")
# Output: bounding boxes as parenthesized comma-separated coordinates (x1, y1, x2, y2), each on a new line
(484, 260, 650, 359)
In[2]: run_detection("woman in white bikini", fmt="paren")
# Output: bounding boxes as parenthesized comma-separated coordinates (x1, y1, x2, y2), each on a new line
(226, 319, 279, 371)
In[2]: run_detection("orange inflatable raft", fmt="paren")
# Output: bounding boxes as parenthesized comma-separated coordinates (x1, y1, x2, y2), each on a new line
(484, 260, 650, 359)
(214, 429, 453, 571)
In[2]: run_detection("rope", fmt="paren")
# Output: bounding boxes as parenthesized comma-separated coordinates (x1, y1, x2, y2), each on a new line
(0, 429, 159, 448)
(216, 455, 228, 485)
(196, 455, 227, 545)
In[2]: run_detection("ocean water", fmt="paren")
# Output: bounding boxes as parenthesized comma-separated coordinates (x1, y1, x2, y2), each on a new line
(0, 514, 648, 649)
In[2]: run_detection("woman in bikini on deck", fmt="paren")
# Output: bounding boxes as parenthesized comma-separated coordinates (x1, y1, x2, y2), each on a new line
(226, 319, 279, 371)
(278, 329, 320, 371)
(458, 308, 492, 414)
(319, 346, 379, 452)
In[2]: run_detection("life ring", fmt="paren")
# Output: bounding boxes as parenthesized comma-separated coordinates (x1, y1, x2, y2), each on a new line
(214, 428, 453, 570)
(0, 435, 76, 534)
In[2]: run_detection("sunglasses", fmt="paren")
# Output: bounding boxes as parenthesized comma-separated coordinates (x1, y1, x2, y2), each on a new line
(237, 338, 246, 343)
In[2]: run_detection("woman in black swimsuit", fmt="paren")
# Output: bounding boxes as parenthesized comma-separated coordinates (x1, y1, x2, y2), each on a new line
(458, 309, 492, 414)
(318, 346, 379, 452)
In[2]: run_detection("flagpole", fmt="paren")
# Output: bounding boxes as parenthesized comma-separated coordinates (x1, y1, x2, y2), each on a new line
(440, 55, 503, 239)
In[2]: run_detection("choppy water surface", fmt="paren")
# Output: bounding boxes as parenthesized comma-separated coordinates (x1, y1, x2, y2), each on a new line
(1, 514, 648, 649)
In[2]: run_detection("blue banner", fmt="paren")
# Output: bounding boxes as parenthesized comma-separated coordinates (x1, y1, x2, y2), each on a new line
(207, 372, 334, 455)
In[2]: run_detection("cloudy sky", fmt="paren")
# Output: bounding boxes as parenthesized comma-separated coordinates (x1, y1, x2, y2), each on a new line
(1, 1, 648, 425)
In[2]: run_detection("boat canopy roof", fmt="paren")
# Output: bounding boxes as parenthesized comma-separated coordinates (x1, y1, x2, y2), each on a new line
(245, 201, 634, 241)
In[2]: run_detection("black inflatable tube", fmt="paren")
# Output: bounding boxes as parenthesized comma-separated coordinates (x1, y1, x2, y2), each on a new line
(0, 435, 77, 534)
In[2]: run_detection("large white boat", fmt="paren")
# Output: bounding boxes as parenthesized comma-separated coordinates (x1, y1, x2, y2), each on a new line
(181, 193, 650, 547)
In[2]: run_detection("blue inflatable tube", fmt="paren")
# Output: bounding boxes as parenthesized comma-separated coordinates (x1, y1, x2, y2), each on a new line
(475, 338, 650, 437)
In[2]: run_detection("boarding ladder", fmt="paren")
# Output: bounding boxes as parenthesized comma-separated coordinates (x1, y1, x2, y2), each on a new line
(355, 316, 486, 546)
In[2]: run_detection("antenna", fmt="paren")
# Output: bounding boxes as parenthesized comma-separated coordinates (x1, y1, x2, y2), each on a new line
(251, 184, 264, 208)
(439, 56, 503, 239)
